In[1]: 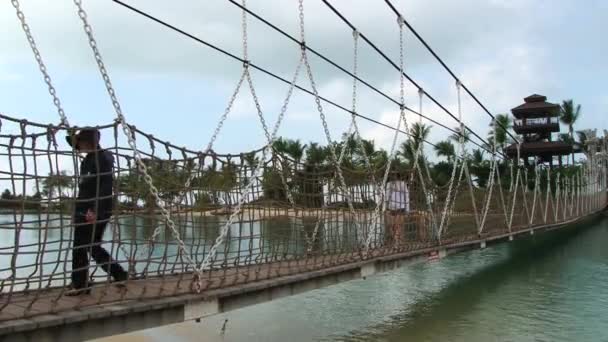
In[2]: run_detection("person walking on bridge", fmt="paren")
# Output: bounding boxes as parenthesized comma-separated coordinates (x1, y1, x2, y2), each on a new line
(65, 128, 127, 296)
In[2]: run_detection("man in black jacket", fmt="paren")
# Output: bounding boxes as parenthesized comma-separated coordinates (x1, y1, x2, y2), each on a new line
(66, 128, 127, 296)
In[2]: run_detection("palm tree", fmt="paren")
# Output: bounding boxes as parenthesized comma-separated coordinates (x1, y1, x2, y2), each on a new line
(397, 122, 432, 167)
(1, 189, 12, 200)
(411, 122, 432, 150)
(272, 137, 289, 155)
(434, 140, 456, 163)
(449, 125, 470, 144)
(558, 133, 575, 166)
(285, 139, 307, 165)
(488, 114, 512, 150)
(303, 142, 328, 208)
(560, 100, 581, 164)
(305, 142, 328, 166)
(576, 131, 588, 153)
(243, 151, 260, 169)
(469, 149, 490, 187)
(398, 140, 416, 166)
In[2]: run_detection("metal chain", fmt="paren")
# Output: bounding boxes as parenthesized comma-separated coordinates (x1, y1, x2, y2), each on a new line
(72, 0, 202, 277)
(507, 146, 521, 230)
(246, 68, 297, 207)
(198, 56, 303, 280)
(199, 0, 305, 280)
(478, 118, 498, 233)
(10, 1, 136, 262)
(436, 81, 465, 240)
(544, 167, 551, 223)
(298, 0, 363, 248)
(308, 29, 378, 252)
(364, 16, 409, 252)
(11, 0, 69, 127)
(554, 172, 561, 221)
(142, 0, 252, 245)
(410, 89, 437, 236)
(529, 160, 540, 225)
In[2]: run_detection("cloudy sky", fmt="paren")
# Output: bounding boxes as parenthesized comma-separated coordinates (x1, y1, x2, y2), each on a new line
(1, 0, 607, 157)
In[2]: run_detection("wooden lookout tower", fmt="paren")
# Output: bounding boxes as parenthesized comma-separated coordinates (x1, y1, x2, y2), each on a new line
(505, 94, 573, 166)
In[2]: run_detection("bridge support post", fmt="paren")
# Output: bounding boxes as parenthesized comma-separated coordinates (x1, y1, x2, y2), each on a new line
(438, 248, 447, 259)
(184, 299, 220, 321)
(360, 262, 377, 278)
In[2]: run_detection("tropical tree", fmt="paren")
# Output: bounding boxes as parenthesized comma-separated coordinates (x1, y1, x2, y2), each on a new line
(449, 126, 470, 144)
(434, 140, 456, 163)
(42, 170, 74, 200)
(576, 131, 588, 153)
(1, 189, 13, 200)
(272, 137, 289, 155)
(305, 142, 328, 166)
(431, 161, 453, 186)
(411, 122, 432, 148)
(468, 149, 490, 187)
(399, 122, 432, 167)
(243, 151, 260, 169)
(284, 139, 307, 165)
(398, 140, 416, 166)
(488, 114, 512, 150)
(560, 100, 581, 164)
(558, 133, 576, 166)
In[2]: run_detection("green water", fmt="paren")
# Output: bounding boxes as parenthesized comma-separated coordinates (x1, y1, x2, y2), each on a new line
(103, 214, 608, 342)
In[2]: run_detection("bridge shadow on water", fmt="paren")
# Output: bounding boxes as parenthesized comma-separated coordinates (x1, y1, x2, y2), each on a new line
(337, 215, 607, 342)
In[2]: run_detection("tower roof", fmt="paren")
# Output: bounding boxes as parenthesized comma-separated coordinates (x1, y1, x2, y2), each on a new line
(511, 94, 560, 118)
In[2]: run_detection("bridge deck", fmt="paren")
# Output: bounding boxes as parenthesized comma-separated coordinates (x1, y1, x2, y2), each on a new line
(0, 211, 604, 342)
(0, 214, 595, 324)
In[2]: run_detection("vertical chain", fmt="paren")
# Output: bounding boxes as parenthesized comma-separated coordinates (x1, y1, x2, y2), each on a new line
(200, 59, 303, 271)
(11, 0, 69, 127)
(478, 117, 498, 233)
(241, 0, 249, 62)
(309, 29, 380, 252)
(366, 17, 408, 253)
(298, 0, 364, 250)
(196, 2, 305, 288)
(242, 0, 298, 209)
(411, 89, 437, 235)
(437, 81, 464, 240)
(544, 167, 550, 222)
(197, 0, 307, 284)
(529, 161, 540, 225)
(10, 1, 138, 261)
(364, 15, 409, 253)
(71, 0, 216, 282)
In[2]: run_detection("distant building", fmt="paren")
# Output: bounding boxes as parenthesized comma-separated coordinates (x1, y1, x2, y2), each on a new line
(505, 94, 573, 166)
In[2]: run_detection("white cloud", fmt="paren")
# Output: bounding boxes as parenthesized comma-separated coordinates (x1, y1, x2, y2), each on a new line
(0, 0, 606, 155)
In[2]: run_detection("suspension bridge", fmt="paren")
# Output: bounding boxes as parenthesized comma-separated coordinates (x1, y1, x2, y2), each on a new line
(1, 0, 607, 341)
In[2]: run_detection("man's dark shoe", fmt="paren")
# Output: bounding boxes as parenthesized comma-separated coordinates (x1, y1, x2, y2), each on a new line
(113, 272, 128, 288)
(64, 285, 91, 296)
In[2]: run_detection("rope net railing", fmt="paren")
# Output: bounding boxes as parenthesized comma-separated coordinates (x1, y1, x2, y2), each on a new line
(0, 113, 606, 320)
